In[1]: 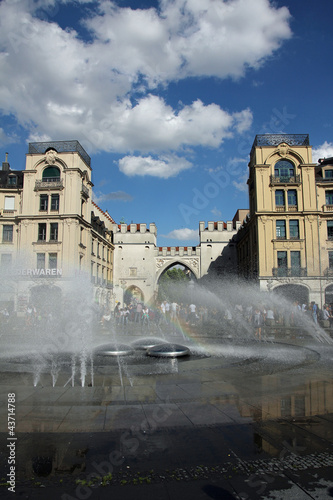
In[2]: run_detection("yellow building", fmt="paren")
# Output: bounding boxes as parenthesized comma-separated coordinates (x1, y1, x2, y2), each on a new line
(0, 141, 114, 313)
(236, 134, 333, 307)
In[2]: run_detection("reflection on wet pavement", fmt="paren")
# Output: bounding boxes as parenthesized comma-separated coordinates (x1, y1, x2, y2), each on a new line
(0, 335, 333, 498)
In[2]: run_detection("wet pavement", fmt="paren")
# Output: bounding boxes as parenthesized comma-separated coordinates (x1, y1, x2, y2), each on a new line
(0, 325, 333, 499)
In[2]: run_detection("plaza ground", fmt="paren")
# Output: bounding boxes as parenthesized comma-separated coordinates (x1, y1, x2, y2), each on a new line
(0, 322, 332, 499)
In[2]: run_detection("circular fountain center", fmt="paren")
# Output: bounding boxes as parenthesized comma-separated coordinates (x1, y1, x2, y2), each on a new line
(147, 343, 190, 358)
(95, 343, 134, 356)
(131, 337, 168, 350)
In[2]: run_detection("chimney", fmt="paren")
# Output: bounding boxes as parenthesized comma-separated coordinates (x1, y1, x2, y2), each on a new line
(2, 152, 10, 171)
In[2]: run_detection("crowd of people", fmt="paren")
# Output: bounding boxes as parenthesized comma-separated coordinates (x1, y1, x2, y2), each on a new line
(1, 295, 332, 338)
(99, 297, 333, 338)
(100, 299, 200, 329)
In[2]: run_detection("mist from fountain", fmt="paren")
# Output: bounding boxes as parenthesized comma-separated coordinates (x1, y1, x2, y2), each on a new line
(0, 263, 332, 388)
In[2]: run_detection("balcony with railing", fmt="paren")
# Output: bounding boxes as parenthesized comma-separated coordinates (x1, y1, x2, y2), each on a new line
(324, 267, 333, 277)
(316, 177, 333, 184)
(276, 205, 285, 212)
(270, 175, 301, 185)
(81, 183, 89, 198)
(272, 267, 307, 278)
(91, 276, 113, 287)
(323, 205, 333, 212)
(35, 178, 64, 191)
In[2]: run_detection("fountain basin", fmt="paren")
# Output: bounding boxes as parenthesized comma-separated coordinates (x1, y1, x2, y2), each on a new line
(147, 343, 190, 358)
(94, 343, 134, 356)
(131, 337, 168, 350)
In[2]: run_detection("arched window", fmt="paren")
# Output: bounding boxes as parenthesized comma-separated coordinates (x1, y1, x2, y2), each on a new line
(274, 160, 294, 179)
(42, 166, 60, 182)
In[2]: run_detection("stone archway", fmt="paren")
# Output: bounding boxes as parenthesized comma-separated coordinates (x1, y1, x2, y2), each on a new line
(156, 258, 200, 285)
(124, 285, 144, 305)
(156, 262, 194, 304)
(272, 283, 309, 305)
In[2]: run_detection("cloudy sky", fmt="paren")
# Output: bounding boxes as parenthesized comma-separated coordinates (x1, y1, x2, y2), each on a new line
(0, 0, 332, 246)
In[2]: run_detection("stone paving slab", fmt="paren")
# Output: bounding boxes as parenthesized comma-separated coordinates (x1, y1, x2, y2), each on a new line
(57, 406, 106, 432)
(154, 382, 195, 400)
(104, 404, 147, 430)
(176, 401, 235, 425)
(142, 403, 193, 428)
(15, 405, 72, 432)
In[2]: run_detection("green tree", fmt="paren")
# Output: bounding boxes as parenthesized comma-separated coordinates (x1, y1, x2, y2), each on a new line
(157, 267, 190, 303)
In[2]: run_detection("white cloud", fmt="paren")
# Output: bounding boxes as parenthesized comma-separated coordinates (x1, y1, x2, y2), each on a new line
(0, 0, 290, 153)
(211, 207, 222, 218)
(312, 141, 333, 163)
(162, 228, 198, 241)
(92, 190, 133, 204)
(0, 128, 19, 148)
(118, 154, 192, 178)
(232, 174, 248, 193)
(229, 158, 248, 192)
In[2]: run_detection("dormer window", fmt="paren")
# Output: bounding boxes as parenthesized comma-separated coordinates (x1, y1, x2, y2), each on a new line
(7, 175, 17, 186)
(324, 169, 333, 179)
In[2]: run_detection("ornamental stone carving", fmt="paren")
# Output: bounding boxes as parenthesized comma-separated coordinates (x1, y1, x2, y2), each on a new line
(277, 143, 290, 157)
(187, 258, 199, 269)
(156, 258, 168, 269)
(45, 149, 57, 165)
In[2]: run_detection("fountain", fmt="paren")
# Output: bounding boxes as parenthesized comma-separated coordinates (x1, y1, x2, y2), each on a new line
(95, 343, 134, 356)
(0, 264, 332, 390)
(147, 343, 190, 358)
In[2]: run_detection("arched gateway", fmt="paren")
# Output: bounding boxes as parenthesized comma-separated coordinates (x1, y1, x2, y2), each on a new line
(111, 220, 240, 305)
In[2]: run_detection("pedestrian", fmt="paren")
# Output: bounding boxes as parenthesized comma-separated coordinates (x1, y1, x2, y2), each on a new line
(253, 307, 263, 340)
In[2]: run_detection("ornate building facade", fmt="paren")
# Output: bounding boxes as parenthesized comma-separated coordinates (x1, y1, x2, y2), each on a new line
(0, 141, 114, 313)
(235, 134, 333, 306)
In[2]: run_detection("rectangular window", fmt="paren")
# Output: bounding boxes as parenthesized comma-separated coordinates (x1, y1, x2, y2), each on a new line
(37, 253, 45, 269)
(277, 251, 287, 276)
(40, 194, 48, 211)
(50, 194, 59, 211)
(287, 189, 297, 207)
(276, 220, 286, 238)
(329, 251, 333, 269)
(291, 251, 301, 274)
(326, 191, 333, 206)
(325, 170, 333, 179)
(129, 267, 137, 277)
(50, 223, 58, 241)
(49, 253, 57, 269)
(2, 225, 13, 242)
(7, 176, 17, 186)
(280, 398, 291, 418)
(91, 239, 94, 255)
(38, 223, 46, 241)
(327, 221, 333, 239)
(275, 190, 284, 207)
(294, 396, 306, 417)
(4, 196, 15, 210)
(289, 220, 300, 239)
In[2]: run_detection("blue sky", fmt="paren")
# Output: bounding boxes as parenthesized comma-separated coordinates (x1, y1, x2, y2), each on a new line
(0, 0, 333, 247)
